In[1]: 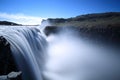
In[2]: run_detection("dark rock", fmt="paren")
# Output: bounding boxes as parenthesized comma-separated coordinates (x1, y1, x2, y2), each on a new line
(0, 21, 21, 26)
(0, 36, 22, 80)
(43, 26, 61, 36)
(42, 12, 120, 46)
(44, 26, 120, 46)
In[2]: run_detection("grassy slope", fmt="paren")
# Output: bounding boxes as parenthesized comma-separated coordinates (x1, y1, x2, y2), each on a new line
(43, 12, 120, 45)
(0, 21, 21, 26)
(45, 12, 120, 28)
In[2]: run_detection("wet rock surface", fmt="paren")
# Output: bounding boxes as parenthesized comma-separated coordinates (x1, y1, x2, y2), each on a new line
(0, 36, 22, 80)
(44, 26, 120, 46)
(43, 12, 120, 46)
(0, 71, 22, 80)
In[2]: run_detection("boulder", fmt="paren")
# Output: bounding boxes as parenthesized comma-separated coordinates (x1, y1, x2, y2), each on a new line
(0, 71, 22, 80)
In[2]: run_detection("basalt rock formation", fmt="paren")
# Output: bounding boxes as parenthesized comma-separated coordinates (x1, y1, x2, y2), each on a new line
(43, 12, 120, 46)
(0, 36, 22, 80)
(44, 26, 120, 46)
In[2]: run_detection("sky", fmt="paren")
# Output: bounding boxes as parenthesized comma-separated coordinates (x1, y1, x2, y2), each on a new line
(0, 0, 120, 25)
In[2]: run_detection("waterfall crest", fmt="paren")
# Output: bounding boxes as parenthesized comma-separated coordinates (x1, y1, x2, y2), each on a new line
(0, 26, 47, 80)
(0, 26, 120, 80)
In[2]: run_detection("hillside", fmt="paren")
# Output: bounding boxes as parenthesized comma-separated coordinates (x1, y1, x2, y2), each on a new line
(42, 12, 120, 28)
(0, 21, 21, 26)
(43, 12, 120, 45)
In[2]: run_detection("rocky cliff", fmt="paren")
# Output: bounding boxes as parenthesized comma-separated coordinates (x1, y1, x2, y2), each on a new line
(0, 36, 22, 80)
(43, 12, 120, 46)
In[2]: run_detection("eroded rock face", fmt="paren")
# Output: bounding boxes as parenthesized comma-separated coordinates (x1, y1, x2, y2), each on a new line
(44, 26, 120, 46)
(0, 36, 21, 77)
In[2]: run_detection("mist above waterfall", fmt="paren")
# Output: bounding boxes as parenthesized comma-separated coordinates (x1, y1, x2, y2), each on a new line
(44, 28, 120, 80)
(0, 25, 120, 80)
(0, 26, 47, 80)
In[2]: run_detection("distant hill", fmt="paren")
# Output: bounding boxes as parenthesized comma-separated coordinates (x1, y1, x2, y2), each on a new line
(42, 12, 120, 28)
(0, 21, 21, 26)
(43, 12, 120, 45)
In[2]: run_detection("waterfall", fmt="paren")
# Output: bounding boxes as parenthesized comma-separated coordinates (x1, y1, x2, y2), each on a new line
(0, 26, 47, 80)
(0, 26, 120, 80)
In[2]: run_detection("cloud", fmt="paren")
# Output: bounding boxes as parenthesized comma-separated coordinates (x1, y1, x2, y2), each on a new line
(0, 12, 44, 25)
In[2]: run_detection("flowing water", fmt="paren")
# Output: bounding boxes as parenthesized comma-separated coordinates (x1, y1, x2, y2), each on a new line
(0, 26, 120, 80)
(0, 26, 47, 80)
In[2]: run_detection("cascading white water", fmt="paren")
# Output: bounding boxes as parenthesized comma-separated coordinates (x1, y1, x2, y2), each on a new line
(0, 26, 120, 80)
(44, 29, 120, 80)
(0, 26, 47, 80)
